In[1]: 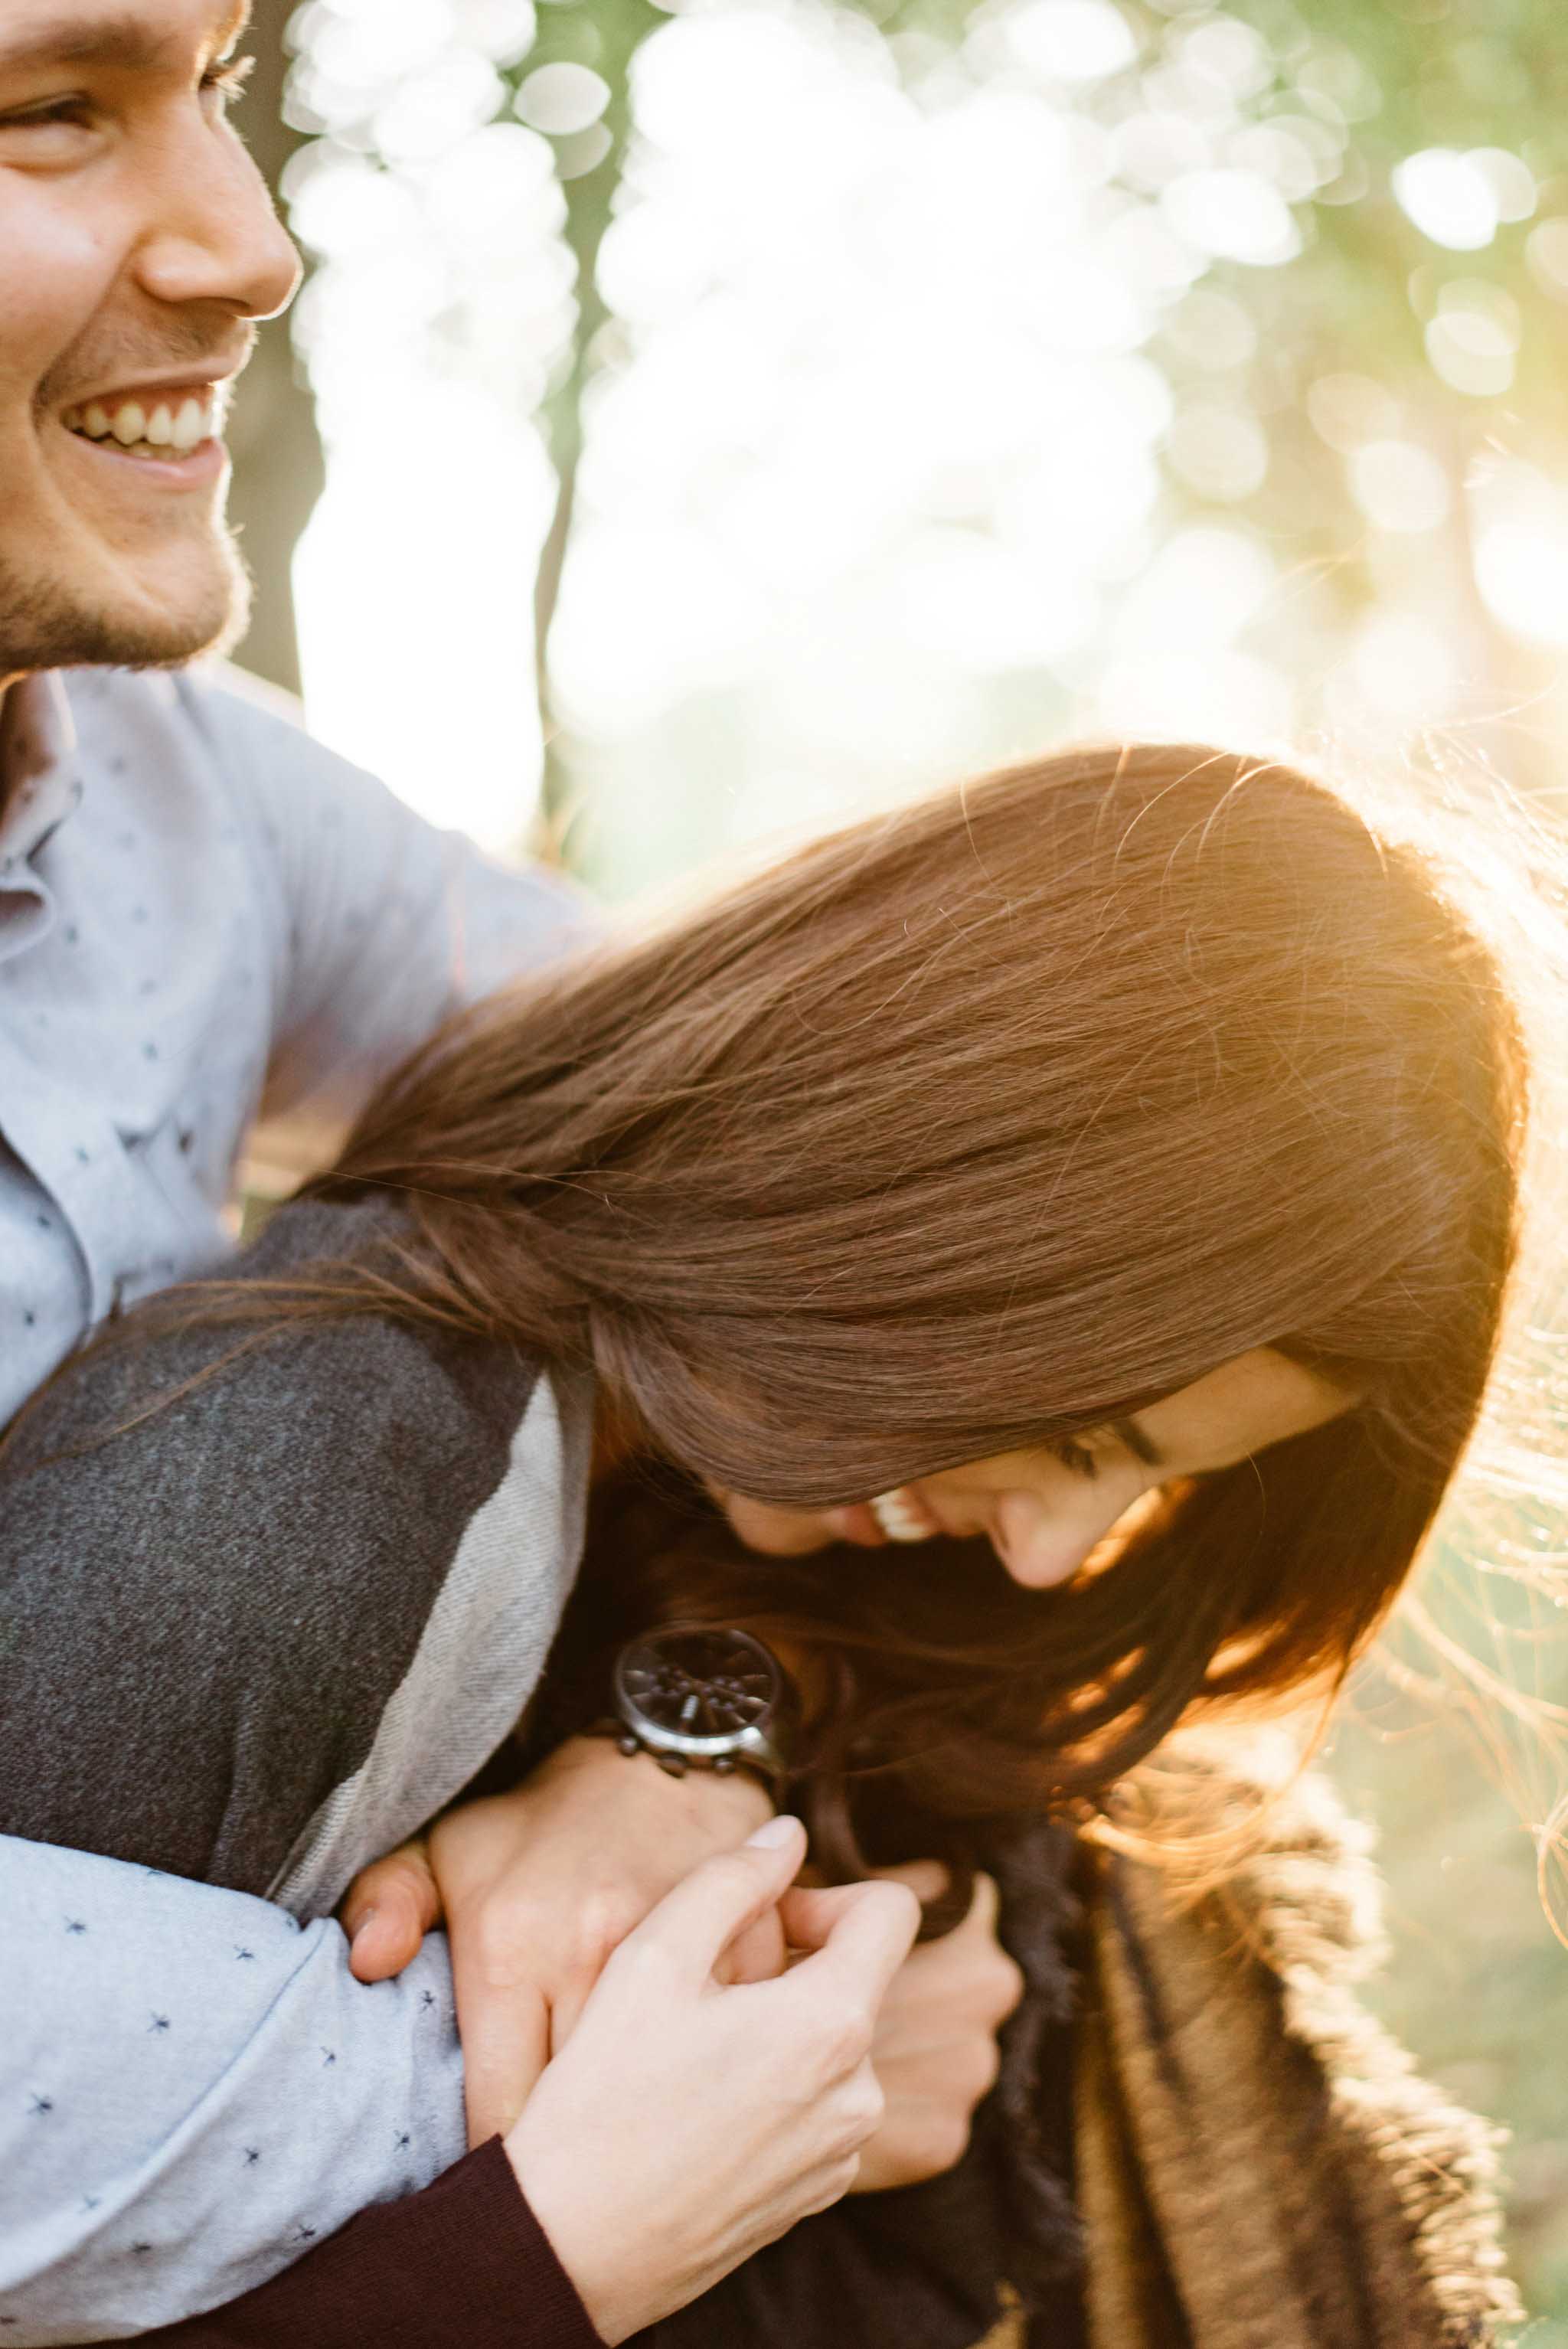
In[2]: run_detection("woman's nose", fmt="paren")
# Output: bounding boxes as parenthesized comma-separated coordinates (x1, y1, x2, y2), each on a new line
(985, 1494, 1098, 1587)
(990, 1488, 1124, 1589)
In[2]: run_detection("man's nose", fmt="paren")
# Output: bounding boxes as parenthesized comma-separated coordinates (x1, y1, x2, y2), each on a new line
(134, 126, 302, 324)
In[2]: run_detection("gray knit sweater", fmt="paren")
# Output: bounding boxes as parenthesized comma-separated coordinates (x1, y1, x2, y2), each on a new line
(0, 1196, 593, 2338)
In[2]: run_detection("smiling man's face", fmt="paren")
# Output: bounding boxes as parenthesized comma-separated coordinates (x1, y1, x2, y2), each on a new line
(0, 0, 300, 684)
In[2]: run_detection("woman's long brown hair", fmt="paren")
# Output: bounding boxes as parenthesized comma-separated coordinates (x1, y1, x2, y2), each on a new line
(106, 745, 1537, 1810)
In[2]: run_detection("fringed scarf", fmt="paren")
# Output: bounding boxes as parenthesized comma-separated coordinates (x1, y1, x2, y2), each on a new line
(636, 1745, 1521, 2349)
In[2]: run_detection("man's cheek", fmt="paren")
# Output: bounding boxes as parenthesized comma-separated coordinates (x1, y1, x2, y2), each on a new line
(5, 204, 122, 399)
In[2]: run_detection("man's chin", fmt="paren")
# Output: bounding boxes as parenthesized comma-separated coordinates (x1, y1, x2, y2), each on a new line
(0, 537, 250, 677)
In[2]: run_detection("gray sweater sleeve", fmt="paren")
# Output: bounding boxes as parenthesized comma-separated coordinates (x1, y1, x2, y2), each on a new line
(0, 1198, 591, 2338)
(0, 1835, 467, 2346)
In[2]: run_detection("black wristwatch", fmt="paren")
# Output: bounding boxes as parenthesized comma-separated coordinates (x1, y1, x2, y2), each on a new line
(592, 1624, 795, 1800)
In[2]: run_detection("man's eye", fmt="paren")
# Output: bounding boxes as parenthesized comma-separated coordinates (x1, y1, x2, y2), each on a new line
(0, 97, 95, 129)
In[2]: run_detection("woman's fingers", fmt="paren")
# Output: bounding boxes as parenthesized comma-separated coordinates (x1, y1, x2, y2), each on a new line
(342, 1837, 441, 1983)
(842, 1868, 1021, 2193)
(713, 1903, 789, 1987)
(617, 1815, 808, 1987)
(502, 1821, 918, 2343)
(430, 1748, 782, 2145)
(961, 1869, 1001, 1938)
(869, 1857, 952, 1906)
(776, 1876, 922, 1995)
(952, 1874, 1024, 2024)
(454, 1963, 554, 2148)
(468, 1824, 808, 2132)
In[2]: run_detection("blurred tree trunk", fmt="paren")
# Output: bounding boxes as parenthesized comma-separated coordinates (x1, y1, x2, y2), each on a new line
(224, 0, 324, 698)
(531, 0, 662, 855)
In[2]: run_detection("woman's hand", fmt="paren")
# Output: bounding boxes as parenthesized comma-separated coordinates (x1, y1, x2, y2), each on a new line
(505, 1817, 920, 2344)
(342, 1735, 779, 2143)
(850, 1866, 1025, 2191)
(343, 1758, 1024, 2191)
(341, 1746, 1022, 2194)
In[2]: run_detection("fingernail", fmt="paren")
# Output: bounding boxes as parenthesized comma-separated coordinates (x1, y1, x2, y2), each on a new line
(746, 1814, 801, 1850)
(347, 1905, 377, 1946)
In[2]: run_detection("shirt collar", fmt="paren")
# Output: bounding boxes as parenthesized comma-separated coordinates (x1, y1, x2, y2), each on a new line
(0, 671, 80, 870)
(0, 672, 83, 958)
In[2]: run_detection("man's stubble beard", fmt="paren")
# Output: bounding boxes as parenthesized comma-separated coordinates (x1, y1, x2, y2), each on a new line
(4, 334, 257, 678)
(0, 523, 253, 678)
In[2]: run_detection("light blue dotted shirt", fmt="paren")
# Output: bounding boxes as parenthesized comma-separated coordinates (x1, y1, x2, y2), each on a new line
(0, 664, 587, 1426)
(0, 665, 593, 2341)
(0, 1843, 466, 2344)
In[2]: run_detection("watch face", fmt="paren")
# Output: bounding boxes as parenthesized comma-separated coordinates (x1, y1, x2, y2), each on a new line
(615, 1625, 782, 1758)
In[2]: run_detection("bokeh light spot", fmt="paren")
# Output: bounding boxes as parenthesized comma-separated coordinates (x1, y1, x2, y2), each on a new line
(1475, 468, 1568, 648)
(1393, 149, 1500, 252)
(1349, 440, 1451, 535)
(1525, 217, 1568, 302)
(1004, 0, 1138, 84)
(1306, 371, 1400, 451)
(1424, 306, 1516, 398)
(514, 60, 612, 133)
(1161, 166, 1301, 265)
(1166, 403, 1269, 501)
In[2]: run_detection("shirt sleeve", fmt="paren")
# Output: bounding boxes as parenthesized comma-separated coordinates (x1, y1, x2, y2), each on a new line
(136, 2141, 604, 2349)
(0, 1835, 476, 2341)
(179, 671, 599, 1134)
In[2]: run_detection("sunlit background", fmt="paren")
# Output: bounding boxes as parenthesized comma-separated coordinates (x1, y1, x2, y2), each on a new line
(274, 0, 1568, 890)
(235, 0, 1568, 2322)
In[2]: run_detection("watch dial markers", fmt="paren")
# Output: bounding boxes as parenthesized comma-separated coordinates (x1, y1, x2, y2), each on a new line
(619, 1629, 779, 1739)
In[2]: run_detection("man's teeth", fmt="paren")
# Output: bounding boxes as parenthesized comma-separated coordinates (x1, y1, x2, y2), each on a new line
(63, 393, 217, 454)
(869, 1490, 936, 1544)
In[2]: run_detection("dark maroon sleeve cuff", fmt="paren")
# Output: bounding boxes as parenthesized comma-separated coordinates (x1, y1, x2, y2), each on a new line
(149, 2138, 606, 2349)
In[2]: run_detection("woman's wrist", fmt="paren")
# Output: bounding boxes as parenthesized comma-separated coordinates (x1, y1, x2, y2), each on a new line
(504, 2132, 641, 2347)
(552, 1731, 773, 1830)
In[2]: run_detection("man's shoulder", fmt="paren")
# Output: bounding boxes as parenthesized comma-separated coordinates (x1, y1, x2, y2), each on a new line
(178, 659, 353, 774)
(64, 658, 382, 807)
(191, 658, 309, 730)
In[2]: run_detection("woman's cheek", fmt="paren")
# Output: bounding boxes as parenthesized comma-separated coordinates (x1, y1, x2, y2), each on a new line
(716, 1491, 835, 1556)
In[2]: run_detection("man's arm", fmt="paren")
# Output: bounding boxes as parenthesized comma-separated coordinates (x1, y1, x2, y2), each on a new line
(0, 1836, 479, 2341)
